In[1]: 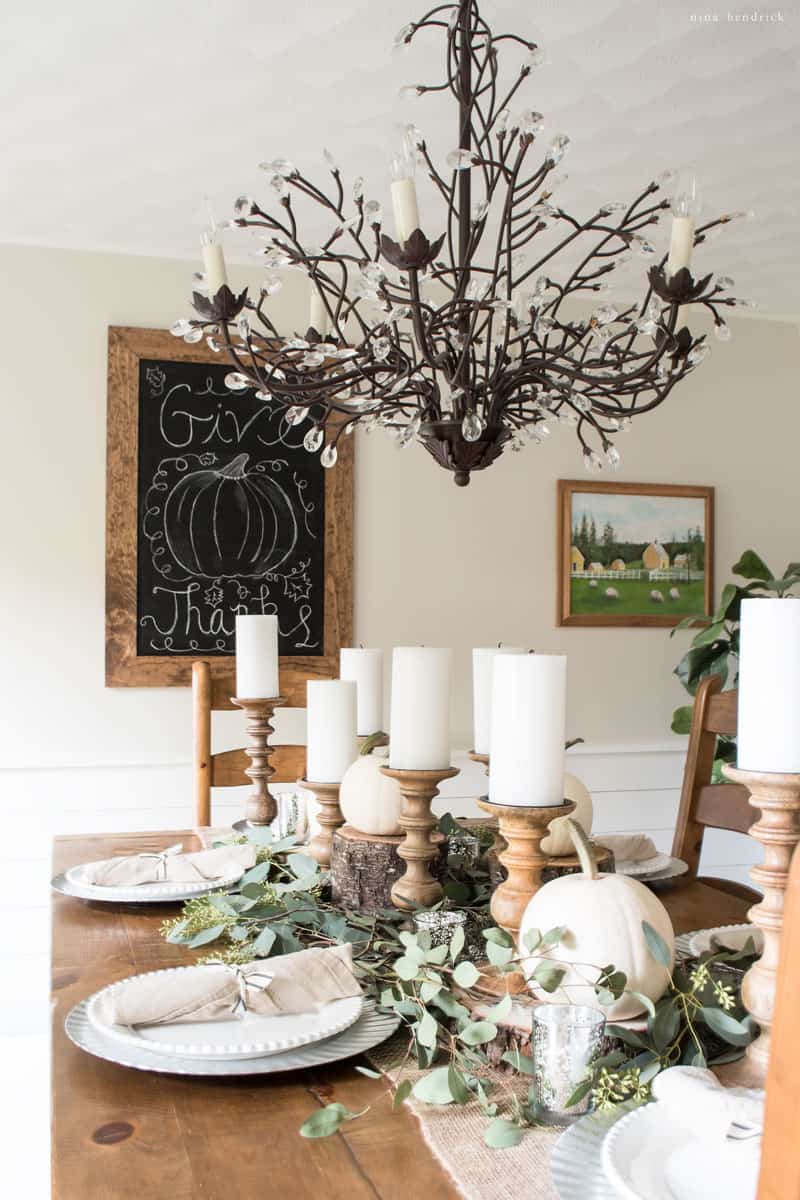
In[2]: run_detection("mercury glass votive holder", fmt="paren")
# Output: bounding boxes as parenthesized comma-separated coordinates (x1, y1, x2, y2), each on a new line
(413, 909, 469, 951)
(531, 1004, 606, 1125)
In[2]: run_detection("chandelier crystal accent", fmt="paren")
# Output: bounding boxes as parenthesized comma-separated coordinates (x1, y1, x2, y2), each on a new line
(177, 1, 752, 485)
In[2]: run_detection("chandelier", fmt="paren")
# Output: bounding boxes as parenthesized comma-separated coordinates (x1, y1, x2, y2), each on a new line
(174, 1, 751, 486)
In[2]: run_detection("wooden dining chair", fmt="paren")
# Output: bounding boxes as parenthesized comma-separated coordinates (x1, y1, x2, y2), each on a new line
(672, 673, 760, 903)
(758, 842, 800, 1199)
(192, 660, 306, 826)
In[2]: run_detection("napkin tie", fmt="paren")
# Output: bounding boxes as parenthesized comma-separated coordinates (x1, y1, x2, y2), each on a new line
(136, 843, 184, 881)
(208, 962, 275, 1017)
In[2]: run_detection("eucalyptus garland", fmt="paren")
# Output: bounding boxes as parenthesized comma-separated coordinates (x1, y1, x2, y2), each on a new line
(162, 819, 757, 1148)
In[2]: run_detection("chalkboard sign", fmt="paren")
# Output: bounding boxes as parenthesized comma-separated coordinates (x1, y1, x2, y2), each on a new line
(106, 327, 353, 701)
(137, 357, 325, 657)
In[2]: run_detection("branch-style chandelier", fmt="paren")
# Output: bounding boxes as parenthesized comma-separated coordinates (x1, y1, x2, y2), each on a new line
(174, 1, 752, 485)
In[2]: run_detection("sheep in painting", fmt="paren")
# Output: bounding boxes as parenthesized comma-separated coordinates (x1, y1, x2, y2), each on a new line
(650, 589, 665, 603)
(669, 587, 681, 600)
(605, 587, 619, 599)
(589, 579, 598, 588)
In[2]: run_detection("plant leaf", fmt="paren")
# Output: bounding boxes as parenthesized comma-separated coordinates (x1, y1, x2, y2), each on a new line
(487, 993, 513, 1022)
(627, 991, 656, 1019)
(701, 1007, 755, 1046)
(449, 926, 465, 963)
(287, 853, 317, 878)
(412, 1067, 458, 1105)
(522, 927, 542, 953)
(300, 1103, 362, 1139)
(447, 1064, 471, 1104)
(453, 961, 481, 989)
(459, 1020, 498, 1046)
(484, 1118, 524, 1149)
(483, 926, 514, 948)
(355, 1066, 382, 1079)
(651, 1000, 680, 1052)
(642, 921, 672, 968)
(501, 1048, 535, 1076)
(394, 955, 420, 982)
(732, 550, 773, 581)
(532, 963, 566, 993)
(252, 925, 277, 957)
(187, 923, 228, 948)
(416, 1010, 439, 1049)
(564, 1078, 593, 1109)
(393, 1079, 413, 1109)
(670, 705, 694, 735)
(486, 940, 514, 967)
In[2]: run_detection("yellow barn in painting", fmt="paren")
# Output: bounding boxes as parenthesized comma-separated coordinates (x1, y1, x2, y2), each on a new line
(571, 546, 585, 572)
(643, 541, 670, 570)
(610, 558, 626, 571)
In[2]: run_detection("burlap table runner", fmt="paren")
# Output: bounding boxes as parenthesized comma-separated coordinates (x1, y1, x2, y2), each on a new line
(367, 1033, 560, 1200)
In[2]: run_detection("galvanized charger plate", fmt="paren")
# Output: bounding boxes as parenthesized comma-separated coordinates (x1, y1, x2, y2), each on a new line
(66, 997, 399, 1076)
(51, 872, 231, 905)
(551, 1101, 639, 1199)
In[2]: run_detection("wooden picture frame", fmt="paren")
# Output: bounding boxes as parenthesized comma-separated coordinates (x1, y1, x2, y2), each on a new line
(106, 326, 353, 706)
(557, 480, 714, 628)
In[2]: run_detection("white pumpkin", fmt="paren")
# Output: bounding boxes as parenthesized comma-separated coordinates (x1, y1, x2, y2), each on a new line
(519, 821, 674, 1020)
(339, 745, 404, 836)
(540, 772, 593, 857)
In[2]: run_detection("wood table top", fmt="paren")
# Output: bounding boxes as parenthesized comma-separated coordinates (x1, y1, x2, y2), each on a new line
(52, 829, 752, 1200)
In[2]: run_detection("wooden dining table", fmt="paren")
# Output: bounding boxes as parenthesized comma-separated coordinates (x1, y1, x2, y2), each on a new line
(52, 829, 753, 1200)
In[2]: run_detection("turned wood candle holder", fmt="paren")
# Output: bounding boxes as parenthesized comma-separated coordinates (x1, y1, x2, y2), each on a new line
(467, 750, 490, 774)
(230, 696, 287, 826)
(719, 765, 800, 1085)
(477, 798, 576, 941)
(301, 780, 344, 868)
(380, 765, 460, 911)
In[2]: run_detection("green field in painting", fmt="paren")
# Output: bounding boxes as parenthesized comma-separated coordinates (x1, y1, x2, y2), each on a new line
(570, 577, 705, 616)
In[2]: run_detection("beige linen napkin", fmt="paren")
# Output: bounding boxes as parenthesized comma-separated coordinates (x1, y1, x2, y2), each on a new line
(98, 944, 362, 1028)
(598, 833, 658, 863)
(83, 843, 257, 886)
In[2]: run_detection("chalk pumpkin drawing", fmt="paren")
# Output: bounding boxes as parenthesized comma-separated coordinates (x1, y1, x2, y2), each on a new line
(164, 453, 298, 579)
(136, 357, 325, 657)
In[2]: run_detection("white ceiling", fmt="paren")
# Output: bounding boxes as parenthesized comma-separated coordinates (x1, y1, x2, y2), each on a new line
(1, 0, 798, 317)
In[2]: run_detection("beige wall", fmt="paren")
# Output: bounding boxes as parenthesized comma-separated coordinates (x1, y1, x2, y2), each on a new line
(1, 241, 798, 768)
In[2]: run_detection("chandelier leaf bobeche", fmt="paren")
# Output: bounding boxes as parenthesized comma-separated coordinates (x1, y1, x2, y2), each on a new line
(176, 0, 753, 485)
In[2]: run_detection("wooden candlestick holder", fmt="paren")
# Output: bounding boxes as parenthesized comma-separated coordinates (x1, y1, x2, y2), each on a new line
(380, 765, 460, 911)
(230, 696, 287, 826)
(477, 798, 576, 941)
(467, 750, 490, 774)
(301, 780, 344, 868)
(719, 765, 800, 1085)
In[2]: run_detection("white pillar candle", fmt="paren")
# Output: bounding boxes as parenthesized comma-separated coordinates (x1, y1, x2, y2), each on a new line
(737, 599, 800, 772)
(235, 614, 279, 698)
(201, 231, 228, 295)
(309, 286, 330, 337)
(489, 655, 567, 807)
(306, 680, 359, 783)
(472, 646, 525, 754)
(666, 215, 695, 279)
(340, 647, 384, 735)
(389, 647, 452, 770)
(391, 178, 420, 244)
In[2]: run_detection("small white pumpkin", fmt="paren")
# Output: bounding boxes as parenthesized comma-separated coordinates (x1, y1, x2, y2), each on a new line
(339, 739, 404, 836)
(540, 772, 593, 857)
(519, 820, 675, 1020)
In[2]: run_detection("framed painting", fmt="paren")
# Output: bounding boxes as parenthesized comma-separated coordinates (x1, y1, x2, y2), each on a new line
(557, 480, 714, 628)
(105, 326, 353, 705)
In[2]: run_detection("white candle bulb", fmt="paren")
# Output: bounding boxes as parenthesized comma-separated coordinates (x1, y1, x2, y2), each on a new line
(306, 680, 358, 782)
(666, 170, 702, 280)
(489, 655, 567, 806)
(389, 647, 452, 770)
(472, 646, 525, 754)
(340, 648, 384, 735)
(390, 138, 420, 245)
(737, 599, 800, 772)
(309, 286, 330, 337)
(235, 614, 279, 698)
(201, 228, 228, 296)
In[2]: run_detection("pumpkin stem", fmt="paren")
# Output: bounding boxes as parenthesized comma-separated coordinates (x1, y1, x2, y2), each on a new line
(567, 818, 599, 880)
(218, 453, 250, 479)
(359, 731, 389, 756)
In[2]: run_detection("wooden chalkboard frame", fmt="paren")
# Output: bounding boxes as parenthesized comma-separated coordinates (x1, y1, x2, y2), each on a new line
(105, 326, 353, 706)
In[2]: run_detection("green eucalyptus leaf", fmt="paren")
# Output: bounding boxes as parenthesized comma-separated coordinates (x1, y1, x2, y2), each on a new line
(483, 927, 514, 948)
(627, 991, 656, 1019)
(453, 961, 481, 989)
(487, 993, 513, 1022)
(187, 923, 228, 948)
(459, 1020, 498, 1046)
(542, 925, 568, 947)
(246, 826, 274, 847)
(532, 963, 566, 993)
(449, 926, 465, 963)
(287, 853, 317, 878)
(432, 990, 470, 1021)
(393, 1079, 413, 1109)
(416, 1010, 439, 1049)
(701, 1007, 754, 1046)
(522, 927, 542, 953)
(447, 1064, 471, 1105)
(426, 943, 449, 966)
(501, 1048, 535, 1075)
(486, 940, 514, 967)
(651, 1000, 680, 1052)
(240, 861, 272, 885)
(484, 1118, 524, 1150)
(300, 1102, 361, 1139)
(605, 1025, 649, 1050)
(394, 955, 420, 982)
(642, 921, 672, 968)
(564, 1078, 593, 1109)
(413, 1067, 457, 1105)
(442, 880, 471, 903)
(355, 1065, 382, 1079)
(420, 979, 442, 1004)
(252, 926, 277, 956)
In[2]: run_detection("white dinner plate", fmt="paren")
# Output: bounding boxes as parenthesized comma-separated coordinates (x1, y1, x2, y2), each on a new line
(688, 924, 764, 959)
(67, 996, 399, 1077)
(87, 965, 363, 1060)
(615, 852, 673, 878)
(601, 1098, 762, 1200)
(638, 857, 689, 884)
(59, 863, 243, 903)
